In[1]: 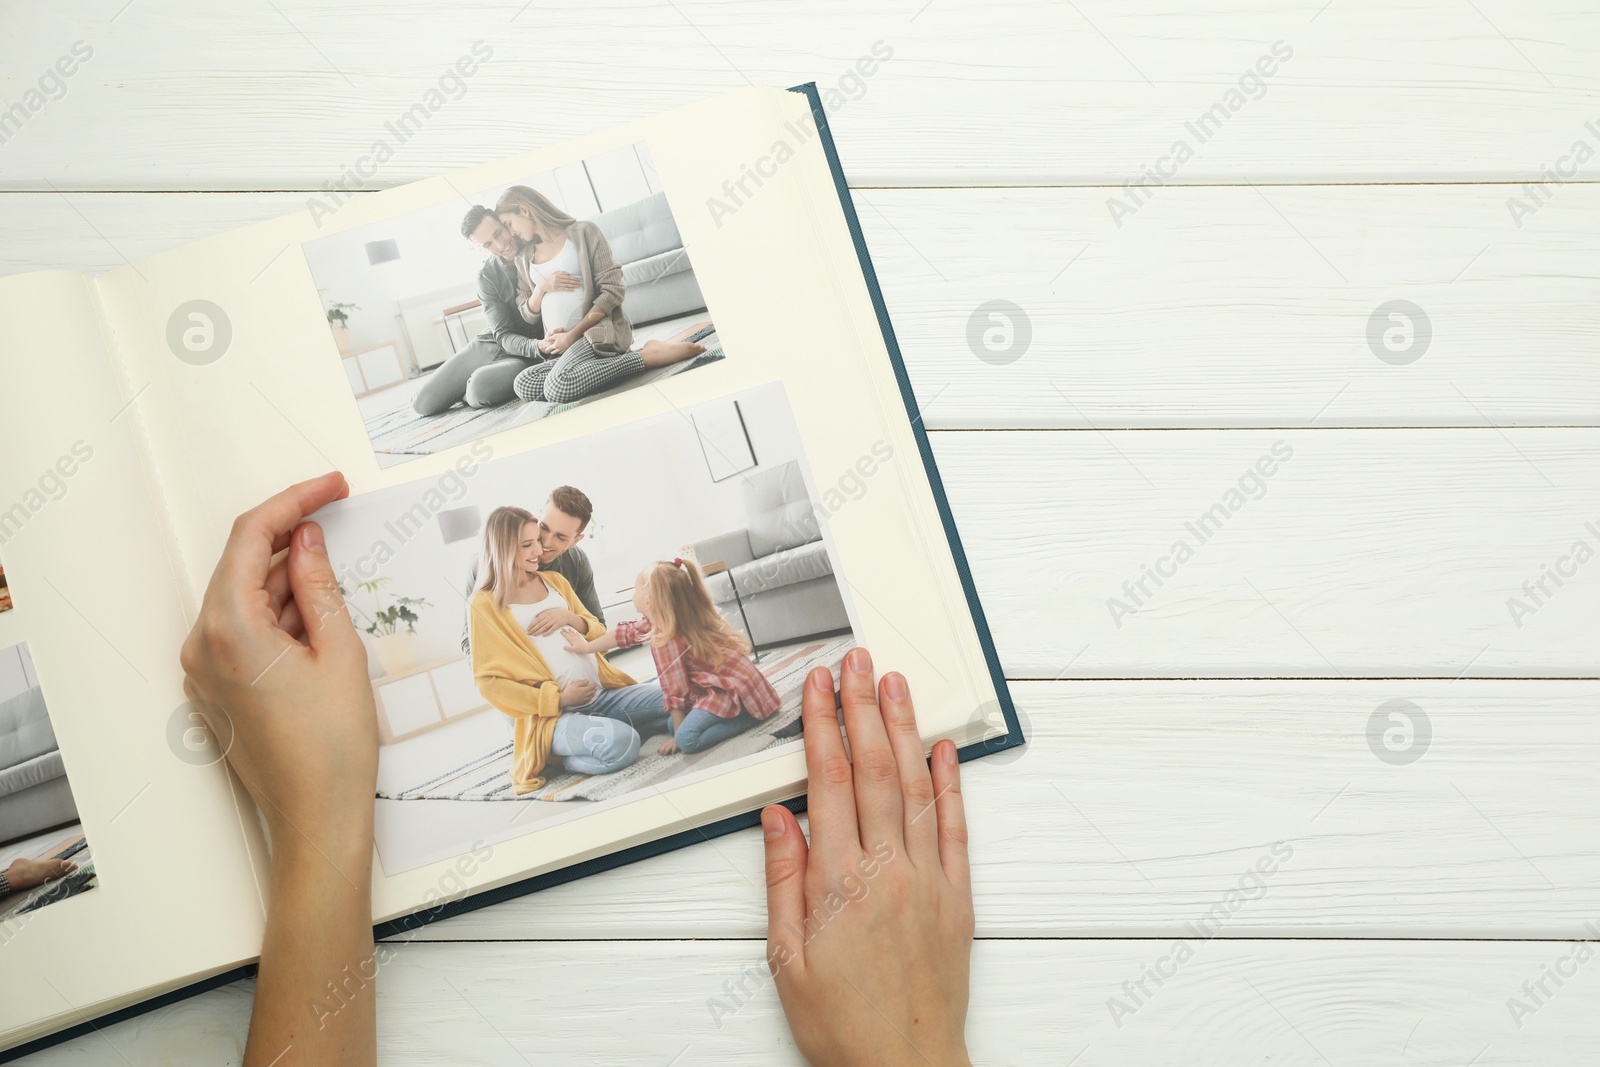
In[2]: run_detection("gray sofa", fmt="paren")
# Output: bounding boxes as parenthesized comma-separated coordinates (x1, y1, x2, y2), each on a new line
(591, 191, 707, 327)
(689, 461, 851, 650)
(0, 685, 77, 846)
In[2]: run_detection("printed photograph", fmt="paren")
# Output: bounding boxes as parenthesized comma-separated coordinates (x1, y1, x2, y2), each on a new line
(302, 141, 723, 467)
(314, 383, 857, 874)
(0, 560, 10, 612)
(0, 640, 98, 928)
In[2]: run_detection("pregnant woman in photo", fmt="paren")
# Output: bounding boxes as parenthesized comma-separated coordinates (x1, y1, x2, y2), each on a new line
(469, 505, 671, 793)
(494, 186, 706, 405)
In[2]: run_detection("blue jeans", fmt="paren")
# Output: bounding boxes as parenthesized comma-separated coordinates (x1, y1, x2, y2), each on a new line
(550, 683, 670, 776)
(549, 712, 638, 775)
(583, 682, 672, 741)
(674, 707, 758, 754)
(413, 338, 531, 415)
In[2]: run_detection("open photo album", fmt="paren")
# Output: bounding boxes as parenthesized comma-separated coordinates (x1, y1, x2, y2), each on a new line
(0, 84, 1020, 1057)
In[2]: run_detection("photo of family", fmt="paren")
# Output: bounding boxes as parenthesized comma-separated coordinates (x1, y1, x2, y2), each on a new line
(315, 383, 857, 874)
(301, 142, 723, 467)
(0, 640, 97, 931)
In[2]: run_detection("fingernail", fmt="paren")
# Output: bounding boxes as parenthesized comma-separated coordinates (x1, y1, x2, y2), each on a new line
(884, 672, 908, 700)
(300, 522, 326, 554)
(941, 741, 958, 765)
(846, 647, 871, 672)
(761, 807, 785, 839)
(808, 667, 832, 692)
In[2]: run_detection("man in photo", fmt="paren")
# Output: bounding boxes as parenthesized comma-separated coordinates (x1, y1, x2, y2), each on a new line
(412, 209, 546, 416)
(459, 485, 605, 654)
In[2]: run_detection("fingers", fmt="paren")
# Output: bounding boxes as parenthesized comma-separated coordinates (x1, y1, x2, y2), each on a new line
(277, 597, 306, 642)
(879, 671, 938, 866)
(801, 665, 859, 854)
(761, 804, 809, 975)
(837, 648, 903, 853)
(266, 556, 306, 638)
(216, 472, 349, 596)
(264, 556, 292, 620)
(286, 522, 360, 655)
(929, 740, 970, 894)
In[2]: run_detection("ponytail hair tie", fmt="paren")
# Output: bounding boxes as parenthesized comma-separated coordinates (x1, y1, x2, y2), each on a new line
(671, 557, 686, 568)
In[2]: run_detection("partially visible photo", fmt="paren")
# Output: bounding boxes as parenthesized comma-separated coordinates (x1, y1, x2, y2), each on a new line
(0, 561, 10, 612)
(0, 640, 97, 929)
(302, 141, 723, 467)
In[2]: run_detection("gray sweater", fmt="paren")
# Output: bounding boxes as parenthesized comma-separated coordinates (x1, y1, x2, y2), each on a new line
(475, 254, 544, 358)
(460, 545, 605, 654)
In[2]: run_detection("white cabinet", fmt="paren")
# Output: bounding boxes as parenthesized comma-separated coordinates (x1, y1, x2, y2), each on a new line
(372, 656, 490, 745)
(342, 356, 366, 394)
(432, 658, 485, 718)
(343, 341, 406, 397)
(375, 673, 438, 738)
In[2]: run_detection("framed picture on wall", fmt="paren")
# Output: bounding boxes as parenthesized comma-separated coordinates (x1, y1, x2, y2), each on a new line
(692, 398, 757, 482)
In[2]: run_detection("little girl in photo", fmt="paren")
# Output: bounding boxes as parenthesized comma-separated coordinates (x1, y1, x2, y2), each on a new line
(563, 557, 780, 755)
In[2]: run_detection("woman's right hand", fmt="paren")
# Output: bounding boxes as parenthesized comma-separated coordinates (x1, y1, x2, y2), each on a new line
(544, 270, 581, 292)
(761, 649, 974, 1067)
(559, 679, 599, 707)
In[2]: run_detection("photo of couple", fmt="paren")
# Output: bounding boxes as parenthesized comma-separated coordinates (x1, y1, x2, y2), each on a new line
(315, 384, 858, 874)
(301, 142, 722, 467)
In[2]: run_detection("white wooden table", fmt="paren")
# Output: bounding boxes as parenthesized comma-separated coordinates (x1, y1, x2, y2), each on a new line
(6, 1, 1598, 1062)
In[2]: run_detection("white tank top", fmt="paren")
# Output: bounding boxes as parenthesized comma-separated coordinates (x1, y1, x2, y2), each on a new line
(526, 237, 584, 334)
(509, 581, 600, 701)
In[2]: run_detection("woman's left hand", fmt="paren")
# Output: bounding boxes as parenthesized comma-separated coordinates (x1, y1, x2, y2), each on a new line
(181, 472, 380, 1066)
(539, 328, 574, 356)
(179, 471, 378, 857)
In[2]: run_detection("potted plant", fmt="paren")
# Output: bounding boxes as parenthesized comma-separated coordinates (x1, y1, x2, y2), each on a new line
(341, 578, 430, 675)
(325, 300, 360, 355)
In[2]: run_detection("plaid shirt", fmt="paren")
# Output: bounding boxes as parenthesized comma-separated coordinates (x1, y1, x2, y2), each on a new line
(614, 619, 780, 720)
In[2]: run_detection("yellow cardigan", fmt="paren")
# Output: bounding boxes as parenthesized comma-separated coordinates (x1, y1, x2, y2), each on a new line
(468, 572, 637, 794)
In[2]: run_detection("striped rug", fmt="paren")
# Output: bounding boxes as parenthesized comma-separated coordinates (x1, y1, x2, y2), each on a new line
(375, 635, 853, 803)
(365, 329, 723, 458)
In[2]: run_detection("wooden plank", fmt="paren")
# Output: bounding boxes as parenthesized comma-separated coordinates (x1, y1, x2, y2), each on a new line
(0, 192, 298, 276)
(2, 188, 1597, 427)
(864, 185, 1600, 428)
(2, 2, 1598, 188)
(935, 429, 1600, 677)
(382, 680, 1600, 941)
(15, 938, 1597, 1064)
